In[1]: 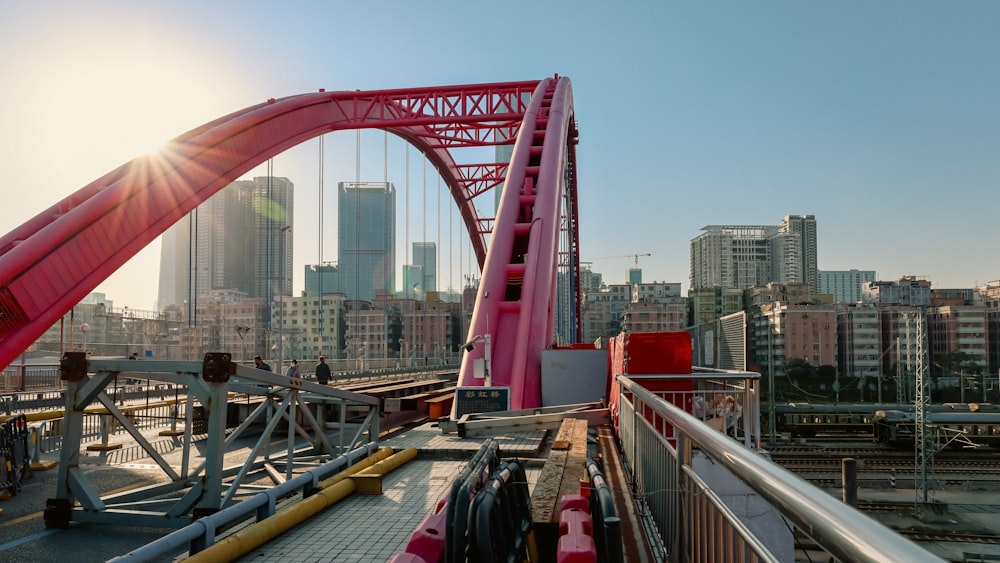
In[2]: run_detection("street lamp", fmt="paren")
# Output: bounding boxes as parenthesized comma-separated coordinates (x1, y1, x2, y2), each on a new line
(462, 334, 492, 386)
(236, 325, 251, 364)
(122, 306, 129, 357)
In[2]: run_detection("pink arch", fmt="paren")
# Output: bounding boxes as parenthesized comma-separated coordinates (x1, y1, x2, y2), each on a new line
(456, 76, 579, 409)
(0, 78, 579, 410)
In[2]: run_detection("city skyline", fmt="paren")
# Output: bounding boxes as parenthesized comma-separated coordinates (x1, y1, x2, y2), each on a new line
(2, 3, 999, 311)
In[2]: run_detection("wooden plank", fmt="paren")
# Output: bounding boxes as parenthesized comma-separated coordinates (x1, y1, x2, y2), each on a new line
(531, 417, 591, 524)
(455, 408, 608, 438)
(556, 419, 590, 507)
(551, 416, 580, 450)
(531, 442, 569, 524)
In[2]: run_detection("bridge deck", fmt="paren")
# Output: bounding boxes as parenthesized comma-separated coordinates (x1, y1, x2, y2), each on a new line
(225, 422, 549, 562)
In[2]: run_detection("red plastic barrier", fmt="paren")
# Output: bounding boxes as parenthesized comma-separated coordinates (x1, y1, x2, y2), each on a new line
(389, 503, 448, 563)
(557, 507, 596, 563)
(386, 555, 428, 563)
(559, 493, 590, 513)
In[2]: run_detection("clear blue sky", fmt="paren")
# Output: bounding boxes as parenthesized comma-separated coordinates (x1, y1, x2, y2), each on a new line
(1, 2, 997, 311)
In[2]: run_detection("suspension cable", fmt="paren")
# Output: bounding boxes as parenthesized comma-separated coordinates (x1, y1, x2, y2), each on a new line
(384, 129, 389, 359)
(437, 173, 441, 295)
(354, 131, 361, 354)
(449, 177, 453, 296)
(318, 134, 324, 356)
(405, 145, 410, 297)
(422, 158, 427, 288)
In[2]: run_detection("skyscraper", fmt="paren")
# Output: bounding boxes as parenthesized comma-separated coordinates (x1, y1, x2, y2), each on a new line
(779, 214, 818, 293)
(157, 176, 294, 310)
(338, 182, 396, 302)
(412, 242, 437, 293)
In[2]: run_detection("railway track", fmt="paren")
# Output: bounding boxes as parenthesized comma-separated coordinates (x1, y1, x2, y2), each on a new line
(899, 531, 1000, 545)
(776, 458, 1000, 470)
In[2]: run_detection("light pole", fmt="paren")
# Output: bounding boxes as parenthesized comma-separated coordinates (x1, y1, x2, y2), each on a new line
(462, 334, 492, 386)
(767, 321, 776, 446)
(123, 306, 130, 357)
(236, 325, 251, 364)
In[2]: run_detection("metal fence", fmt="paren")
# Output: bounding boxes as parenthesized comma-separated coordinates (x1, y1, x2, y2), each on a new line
(33, 395, 185, 454)
(615, 373, 945, 563)
(0, 363, 61, 391)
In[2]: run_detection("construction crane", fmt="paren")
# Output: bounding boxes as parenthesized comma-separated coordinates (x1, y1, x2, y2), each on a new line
(594, 253, 651, 266)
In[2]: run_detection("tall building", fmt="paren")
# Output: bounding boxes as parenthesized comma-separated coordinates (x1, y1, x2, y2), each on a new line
(338, 182, 396, 302)
(412, 242, 437, 293)
(158, 176, 294, 310)
(779, 215, 818, 293)
(689, 215, 818, 292)
(820, 270, 877, 303)
(690, 225, 774, 290)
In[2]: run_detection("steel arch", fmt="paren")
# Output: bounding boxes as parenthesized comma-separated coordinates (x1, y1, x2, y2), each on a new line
(0, 78, 579, 409)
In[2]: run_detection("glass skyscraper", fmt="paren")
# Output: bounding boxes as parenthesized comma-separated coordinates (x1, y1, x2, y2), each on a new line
(338, 182, 396, 302)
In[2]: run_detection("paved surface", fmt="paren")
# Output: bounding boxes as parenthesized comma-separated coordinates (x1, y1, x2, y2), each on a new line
(229, 422, 547, 562)
(0, 390, 550, 563)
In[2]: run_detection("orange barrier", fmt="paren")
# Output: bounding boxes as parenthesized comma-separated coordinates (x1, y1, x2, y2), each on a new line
(426, 392, 455, 420)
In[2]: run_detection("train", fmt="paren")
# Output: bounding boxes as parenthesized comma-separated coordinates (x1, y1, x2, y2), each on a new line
(774, 402, 885, 437)
(873, 408, 1000, 449)
(775, 402, 1000, 439)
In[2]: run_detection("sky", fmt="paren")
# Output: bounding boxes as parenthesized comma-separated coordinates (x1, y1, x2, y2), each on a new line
(1, 1, 998, 312)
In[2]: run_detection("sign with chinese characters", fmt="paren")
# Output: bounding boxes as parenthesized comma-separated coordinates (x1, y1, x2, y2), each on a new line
(454, 386, 510, 417)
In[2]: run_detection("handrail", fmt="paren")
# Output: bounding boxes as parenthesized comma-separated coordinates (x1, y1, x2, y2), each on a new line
(108, 443, 380, 562)
(617, 374, 944, 563)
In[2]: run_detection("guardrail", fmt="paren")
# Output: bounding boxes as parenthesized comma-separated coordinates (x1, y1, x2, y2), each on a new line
(108, 443, 381, 562)
(615, 374, 945, 563)
(22, 391, 186, 455)
(1, 363, 61, 391)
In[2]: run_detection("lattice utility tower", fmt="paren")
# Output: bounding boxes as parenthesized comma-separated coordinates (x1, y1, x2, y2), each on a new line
(911, 311, 933, 506)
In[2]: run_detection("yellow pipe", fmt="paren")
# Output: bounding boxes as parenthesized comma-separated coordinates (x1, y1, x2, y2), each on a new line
(356, 446, 418, 475)
(315, 447, 395, 488)
(186, 447, 416, 563)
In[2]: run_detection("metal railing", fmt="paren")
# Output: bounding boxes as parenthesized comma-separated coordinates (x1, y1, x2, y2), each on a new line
(615, 373, 945, 563)
(1, 363, 61, 391)
(108, 443, 381, 562)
